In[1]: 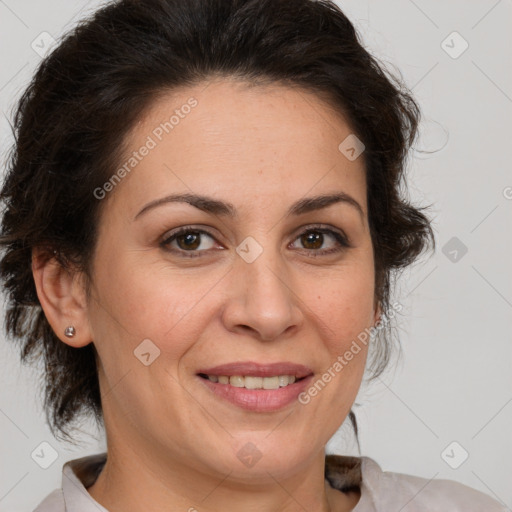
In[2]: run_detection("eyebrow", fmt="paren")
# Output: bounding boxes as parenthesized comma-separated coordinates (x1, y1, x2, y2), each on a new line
(134, 191, 364, 221)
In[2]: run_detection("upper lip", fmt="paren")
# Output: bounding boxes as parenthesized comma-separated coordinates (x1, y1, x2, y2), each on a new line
(197, 361, 314, 379)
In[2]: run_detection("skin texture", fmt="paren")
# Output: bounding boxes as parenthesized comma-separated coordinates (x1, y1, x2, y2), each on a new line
(32, 78, 381, 512)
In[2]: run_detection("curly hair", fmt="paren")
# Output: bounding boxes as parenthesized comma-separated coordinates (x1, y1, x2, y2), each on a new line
(0, 0, 435, 441)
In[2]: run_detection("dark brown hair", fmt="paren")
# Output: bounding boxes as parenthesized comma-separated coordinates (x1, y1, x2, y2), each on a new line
(0, 0, 435, 442)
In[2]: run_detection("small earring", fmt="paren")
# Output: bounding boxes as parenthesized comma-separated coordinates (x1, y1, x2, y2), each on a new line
(64, 326, 76, 338)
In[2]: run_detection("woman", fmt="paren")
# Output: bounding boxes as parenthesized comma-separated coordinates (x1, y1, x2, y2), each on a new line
(0, 0, 506, 510)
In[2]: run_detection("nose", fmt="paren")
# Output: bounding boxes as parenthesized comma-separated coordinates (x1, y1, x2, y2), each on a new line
(221, 248, 304, 341)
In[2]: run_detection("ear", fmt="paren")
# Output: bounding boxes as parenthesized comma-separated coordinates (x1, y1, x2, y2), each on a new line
(31, 248, 92, 348)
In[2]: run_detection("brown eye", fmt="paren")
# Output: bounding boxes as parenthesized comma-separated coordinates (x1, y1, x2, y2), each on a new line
(161, 227, 218, 257)
(176, 232, 201, 250)
(300, 231, 324, 250)
(290, 227, 350, 256)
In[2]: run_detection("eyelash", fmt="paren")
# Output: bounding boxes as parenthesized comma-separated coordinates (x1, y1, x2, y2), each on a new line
(160, 225, 351, 258)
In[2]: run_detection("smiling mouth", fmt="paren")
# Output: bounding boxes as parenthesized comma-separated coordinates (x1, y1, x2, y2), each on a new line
(197, 373, 307, 390)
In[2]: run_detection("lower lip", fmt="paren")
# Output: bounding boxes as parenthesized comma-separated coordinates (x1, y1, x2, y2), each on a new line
(197, 375, 314, 412)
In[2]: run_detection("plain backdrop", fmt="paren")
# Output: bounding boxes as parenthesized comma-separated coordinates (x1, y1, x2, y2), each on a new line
(1, 1, 511, 510)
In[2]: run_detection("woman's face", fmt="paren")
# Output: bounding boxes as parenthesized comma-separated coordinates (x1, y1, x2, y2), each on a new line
(86, 78, 378, 481)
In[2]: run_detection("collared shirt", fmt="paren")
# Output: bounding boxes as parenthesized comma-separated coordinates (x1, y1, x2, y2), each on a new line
(32, 452, 507, 511)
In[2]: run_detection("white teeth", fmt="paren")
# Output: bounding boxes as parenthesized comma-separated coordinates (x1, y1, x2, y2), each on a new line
(230, 376, 245, 388)
(278, 375, 289, 387)
(206, 374, 298, 389)
(262, 376, 280, 389)
(243, 376, 263, 389)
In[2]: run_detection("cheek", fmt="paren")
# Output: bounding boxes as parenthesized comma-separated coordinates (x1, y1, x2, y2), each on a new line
(306, 278, 372, 405)
(312, 268, 376, 342)
(88, 255, 220, 420)
(303, 268, 374, 405)
(90, 252, 222, 362)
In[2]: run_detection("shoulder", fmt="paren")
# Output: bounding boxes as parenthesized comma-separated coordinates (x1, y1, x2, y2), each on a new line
(359, 456, 508, 511)
(32, 489, 64, 512)
(31, 452, 108, 512)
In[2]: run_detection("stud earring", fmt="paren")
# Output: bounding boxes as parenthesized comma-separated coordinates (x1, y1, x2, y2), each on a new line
(64, 326, 76, 338)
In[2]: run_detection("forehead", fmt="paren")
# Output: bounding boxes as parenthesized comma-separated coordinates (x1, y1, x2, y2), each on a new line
(105, 78, 367, 219)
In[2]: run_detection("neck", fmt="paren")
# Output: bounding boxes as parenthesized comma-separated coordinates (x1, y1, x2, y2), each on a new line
(87, 439, 359, 512)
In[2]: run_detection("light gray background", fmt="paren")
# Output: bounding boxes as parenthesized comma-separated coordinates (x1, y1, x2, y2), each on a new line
(1, 1, 511, 510)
